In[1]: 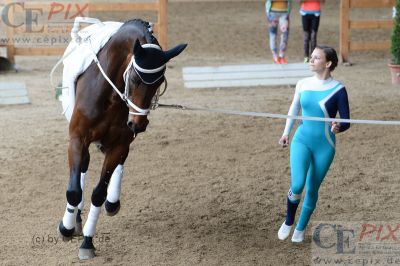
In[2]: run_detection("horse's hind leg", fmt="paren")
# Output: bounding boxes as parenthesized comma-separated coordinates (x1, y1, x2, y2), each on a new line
(105, 164, 124, 216)
(59, 137, 89, 240)
(79, 145, 129, 260)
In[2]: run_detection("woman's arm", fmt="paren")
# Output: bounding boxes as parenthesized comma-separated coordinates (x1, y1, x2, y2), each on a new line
(279, 89, 300, 147)
(337, 87, 350, 133)
(282, 87, 301, 137)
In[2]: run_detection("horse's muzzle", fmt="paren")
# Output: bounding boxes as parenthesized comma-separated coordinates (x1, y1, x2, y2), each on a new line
(127, 120, 148, 135)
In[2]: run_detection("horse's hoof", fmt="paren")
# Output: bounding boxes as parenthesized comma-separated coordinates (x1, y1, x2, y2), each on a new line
(73, 222, 83, 236)
(78, 248, 96, 260)
(57, 221, 74, 242)
(104, 200, 120, 216)
(79, 236, 95, 260)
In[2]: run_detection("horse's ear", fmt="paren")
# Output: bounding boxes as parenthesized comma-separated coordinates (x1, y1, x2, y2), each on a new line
(133, 39, 144, 56)
(164, 44, 187, 61)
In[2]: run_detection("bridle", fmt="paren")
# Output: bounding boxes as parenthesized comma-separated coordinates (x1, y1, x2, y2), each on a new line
(91, 42, 167, 116)
(122, 43, 167, 115)
(50, 17, 167, 117)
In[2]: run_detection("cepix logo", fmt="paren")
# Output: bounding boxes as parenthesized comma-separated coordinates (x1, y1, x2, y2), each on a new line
(311, 221, 400, 265)
(0, 1, 89, 46)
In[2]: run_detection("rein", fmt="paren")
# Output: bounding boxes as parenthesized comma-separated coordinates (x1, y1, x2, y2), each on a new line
(156, 104, 400, 126)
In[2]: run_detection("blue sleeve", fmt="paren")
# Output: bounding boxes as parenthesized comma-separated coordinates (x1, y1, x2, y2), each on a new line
(337, 87, 350, 132)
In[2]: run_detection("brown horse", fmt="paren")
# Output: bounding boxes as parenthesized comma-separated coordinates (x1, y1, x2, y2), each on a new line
(57, 19, 186, 259)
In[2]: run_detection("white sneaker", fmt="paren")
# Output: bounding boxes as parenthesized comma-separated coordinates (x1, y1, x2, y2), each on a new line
(278, 222, 292, 240)
(291, 229, 305, 243)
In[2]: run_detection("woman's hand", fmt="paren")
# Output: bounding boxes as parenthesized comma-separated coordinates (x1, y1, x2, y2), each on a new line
(331, 122, 340, 134)
(279, 135, 289, 148)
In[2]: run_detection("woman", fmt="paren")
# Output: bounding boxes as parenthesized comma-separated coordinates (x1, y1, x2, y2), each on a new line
(265, 0, 292, 64)
(277, 45, 350, 242)
(300, 0, 325, 63)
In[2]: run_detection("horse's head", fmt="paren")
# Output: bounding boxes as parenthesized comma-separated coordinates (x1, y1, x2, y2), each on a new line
(125, 39, 187, 135)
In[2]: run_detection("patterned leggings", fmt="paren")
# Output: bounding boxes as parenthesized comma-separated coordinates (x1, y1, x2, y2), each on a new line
(267, 12, 289, 57)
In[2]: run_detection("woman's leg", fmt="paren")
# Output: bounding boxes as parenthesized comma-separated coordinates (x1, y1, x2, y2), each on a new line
(287, 141, 312, 223)
(278, 13, 290, 59)
(296, 145, 335, 231)
(278, 140, 312, 240)
(310, 15, 321, 55)
(267, 12, 279, 61)
(302, 14, 312, 59)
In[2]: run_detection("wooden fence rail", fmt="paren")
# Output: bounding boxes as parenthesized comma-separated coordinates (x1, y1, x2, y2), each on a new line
(1, 0, 167, 63)
(340, 0, 395, 63)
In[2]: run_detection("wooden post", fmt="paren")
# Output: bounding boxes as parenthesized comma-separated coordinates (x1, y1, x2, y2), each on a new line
(340, 0, 395, 63)
(158, 0, 168, 49)
(339, 0, 350, 63)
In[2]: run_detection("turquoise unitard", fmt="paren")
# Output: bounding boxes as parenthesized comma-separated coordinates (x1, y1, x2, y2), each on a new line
(282, 76, 350, 231)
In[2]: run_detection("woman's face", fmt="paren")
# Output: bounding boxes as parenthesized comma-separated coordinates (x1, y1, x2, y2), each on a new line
(309, 48, 331, 73)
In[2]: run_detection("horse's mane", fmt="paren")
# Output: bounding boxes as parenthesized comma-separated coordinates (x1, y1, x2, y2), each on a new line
(121, 19, 157, 45)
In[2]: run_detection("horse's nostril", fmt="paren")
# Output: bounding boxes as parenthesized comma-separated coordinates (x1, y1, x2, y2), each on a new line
(127, 120, 147, 134)
(127, 121, 134, 130)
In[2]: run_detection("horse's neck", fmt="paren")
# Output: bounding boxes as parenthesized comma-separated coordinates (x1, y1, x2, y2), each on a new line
(96, 48, 128, 92)
(82, 41, 131, 111)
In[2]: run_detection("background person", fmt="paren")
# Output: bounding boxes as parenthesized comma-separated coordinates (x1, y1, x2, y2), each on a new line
(300, 0, 324, 63)
(265, 0, 292, 64)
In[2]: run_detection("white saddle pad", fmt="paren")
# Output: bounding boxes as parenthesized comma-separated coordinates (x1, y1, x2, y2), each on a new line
(60, 21, 123, 122)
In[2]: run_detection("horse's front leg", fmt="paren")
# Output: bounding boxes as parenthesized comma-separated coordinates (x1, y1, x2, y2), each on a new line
(104, 164, 124, 216)
(58, 137, 89, 239)
(79, 144, 129, 260)
(75, 152, 90, 235)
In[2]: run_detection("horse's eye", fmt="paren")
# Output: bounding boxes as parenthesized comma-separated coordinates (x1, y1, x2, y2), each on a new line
(130, 71, 142, 85)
